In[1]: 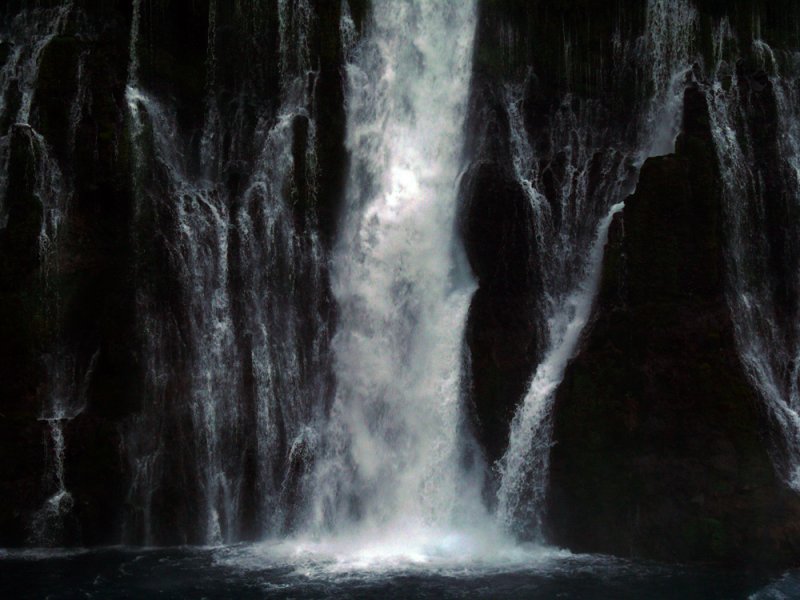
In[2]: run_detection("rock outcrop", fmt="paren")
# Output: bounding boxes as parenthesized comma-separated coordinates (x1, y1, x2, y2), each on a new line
(546, 85, 800, 566)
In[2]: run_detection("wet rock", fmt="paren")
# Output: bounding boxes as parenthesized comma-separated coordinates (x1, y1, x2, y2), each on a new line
(460, 80, 541, 469)
(0, 3, 137, 547)
(546, 86, 800, 567)
(734, 59, 800, 353)
(31, 35, 80, 162)
(0, 124, 42, 284)
(135, 0, 210, 133)
(311, 0, 348, 245)
(0, 76, 21, 134)
(0, 41, 11, 68)
(0, 125, 46, 546)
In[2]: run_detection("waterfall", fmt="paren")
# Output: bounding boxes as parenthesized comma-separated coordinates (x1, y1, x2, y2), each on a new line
(497, 0, 698, 535)
(0, 2, 72, 230)
(0, 1, 97, 544)
(125, 0, 234, 544)
(123, 0, 330, 544)
(5, 0, 799, 560)
(126, 14, 242, 543)
(0, 3, 71, 226)
(234, 0, 330, 535)
(703, 22, 800, 489)
(306, 0, 487, 546)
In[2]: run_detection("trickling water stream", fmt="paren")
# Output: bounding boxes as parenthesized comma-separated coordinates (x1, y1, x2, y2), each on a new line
(703, 22, 800, 490)
(0, 3, 71, 228)
(124, 0, 331, 545)
(0, 1, 98, 545)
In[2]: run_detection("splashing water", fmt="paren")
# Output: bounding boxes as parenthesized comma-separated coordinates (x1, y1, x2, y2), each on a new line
(303, 0, 512, 560)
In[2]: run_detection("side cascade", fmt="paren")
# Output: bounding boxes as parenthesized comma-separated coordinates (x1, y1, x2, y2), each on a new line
(0, 1, 95, 545)
(123, 0, 330, 544)
(496, 0, 698, 536)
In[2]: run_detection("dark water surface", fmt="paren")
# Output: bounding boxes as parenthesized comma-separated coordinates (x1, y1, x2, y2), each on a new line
(0, 544, 796, 599)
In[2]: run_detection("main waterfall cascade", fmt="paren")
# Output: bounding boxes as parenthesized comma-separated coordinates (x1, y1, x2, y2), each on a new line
(307, 0, 487, 544)
(3, 0, 800, 571)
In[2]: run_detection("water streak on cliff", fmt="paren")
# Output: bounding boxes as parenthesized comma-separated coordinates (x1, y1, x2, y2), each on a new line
(123, 0, 328, 544)
(704, 22, 800, 489)
(0, 1, 98, 545)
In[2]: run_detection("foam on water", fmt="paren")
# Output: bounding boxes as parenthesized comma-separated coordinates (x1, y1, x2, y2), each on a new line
(214, 532, 568, 579)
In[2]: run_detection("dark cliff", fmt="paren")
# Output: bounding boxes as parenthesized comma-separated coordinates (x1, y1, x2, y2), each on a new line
(1, 0, 800, 568)
(0, 0, 353, 546)
(546, 85, 800, 566)
(459, 0, 800, 566)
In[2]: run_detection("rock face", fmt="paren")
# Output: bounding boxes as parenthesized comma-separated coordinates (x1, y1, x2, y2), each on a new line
(546, 86, 800, 566)
(0, 0, 357, 545)
(0, 125, 48, 545)
(1, 0, 800, 564)
(460, 83, 540, 468)
(461, 0, 646, 473)
(0, 2, 136, 546)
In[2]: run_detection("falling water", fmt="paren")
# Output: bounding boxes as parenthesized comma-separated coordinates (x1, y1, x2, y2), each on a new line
(640, 0, 697, 159)
(124, 0, 330, 544)
(126, 26, 241, 545)
(124, 0, 246, 544)
(0, 1, 96, 544)
(234, 0, 330, 535)
(305, 0, 491, 551)
(496, 200, 624, 534)
(339, 0, 357, 62)
(0, 3, 71, 226)
(703, 23, 800, 489)
(497, 0, 698, 534)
